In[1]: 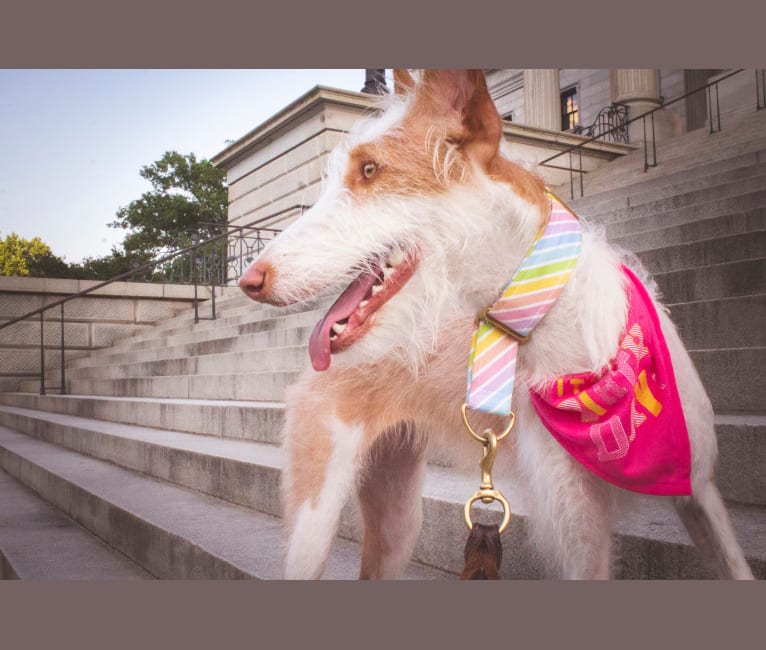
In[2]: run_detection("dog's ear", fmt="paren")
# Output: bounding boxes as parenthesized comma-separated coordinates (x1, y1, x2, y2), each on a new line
(417, 69, 502, 167)
(393, 69, 416, 95)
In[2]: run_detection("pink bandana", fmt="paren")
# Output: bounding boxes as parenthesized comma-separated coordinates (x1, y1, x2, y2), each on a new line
(529, 266, 692, 496)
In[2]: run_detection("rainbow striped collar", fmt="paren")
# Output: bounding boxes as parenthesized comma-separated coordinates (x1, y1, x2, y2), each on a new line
(465, 190, 582, 417)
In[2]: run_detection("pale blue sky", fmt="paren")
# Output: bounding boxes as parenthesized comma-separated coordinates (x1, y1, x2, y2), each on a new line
(0, 69, 368, 263)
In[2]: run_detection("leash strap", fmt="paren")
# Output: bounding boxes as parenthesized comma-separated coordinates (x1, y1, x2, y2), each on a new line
(461, 523, 503, 579)
(465, 190, 582, 416)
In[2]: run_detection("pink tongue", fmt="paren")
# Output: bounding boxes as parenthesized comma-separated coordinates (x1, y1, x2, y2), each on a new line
(308, 271, 379, 371)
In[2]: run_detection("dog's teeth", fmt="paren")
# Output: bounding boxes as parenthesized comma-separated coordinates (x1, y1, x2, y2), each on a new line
(371, 284, 382, 295)
(359, 300, 369, 308)
(382, 266, 394, 280)
(332, 322, 346, 335)
(388, 250, 404, 267)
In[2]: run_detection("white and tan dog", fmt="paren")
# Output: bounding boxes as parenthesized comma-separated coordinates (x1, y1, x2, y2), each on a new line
(240, 69, 753, 580)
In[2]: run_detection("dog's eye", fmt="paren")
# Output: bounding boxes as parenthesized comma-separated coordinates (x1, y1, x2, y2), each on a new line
(362, 162, 378, 179)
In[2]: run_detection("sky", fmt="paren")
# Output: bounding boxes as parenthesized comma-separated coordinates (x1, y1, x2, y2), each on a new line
(0, 69, 368, 264)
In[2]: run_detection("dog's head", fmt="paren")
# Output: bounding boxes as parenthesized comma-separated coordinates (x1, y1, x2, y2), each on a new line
(240, 70, 548, 372)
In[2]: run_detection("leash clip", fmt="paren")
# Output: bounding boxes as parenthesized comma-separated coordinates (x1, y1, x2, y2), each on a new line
(461, 403, 514, 534)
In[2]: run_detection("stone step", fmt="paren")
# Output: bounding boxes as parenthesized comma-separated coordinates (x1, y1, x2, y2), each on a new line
(0, 427, 448, 580)
(18, 370, 303, 401)
(26, 350, 764, 419)
(715, 413, 766, 507)
(57, 311, 317, 380)
(0, 406, 287, 515)
(604, 189, 766, 239)
(592, 175, 766, 228)
(61, 345, 310, 382)
(2, 371, 763, 506)
(67, 324, 314, 372)
(568, 136, 765, 200)
(0, 411, 763, 578)
(129, 296, 293, 342)
(0, 393, 285, 444)
(635, 230, 766, 274)
(575, 113, 766, 195)
(690, 347, 766, 412)
(668, 294, 766, 350)
(0, 469, 153, 579)
(653, 258, 765, 304)
(1, 399, 764, 513)
(112, 295, 323, 348)
(610, 209, 766, 253)
(570, 156, 766, 219)
(569, 151, 766, 214)
(57, 339, 766, 416)
(611, 160, 766, 213)
(578, 138, 766, 203)
(99, 309, 323, 357)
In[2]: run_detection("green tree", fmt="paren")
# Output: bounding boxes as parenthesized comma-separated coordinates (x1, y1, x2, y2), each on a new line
(110, 151, 228, 258)
(65, 247, 149, 281)
(0, 231, 69, 277)
(0, 152, 227, 283)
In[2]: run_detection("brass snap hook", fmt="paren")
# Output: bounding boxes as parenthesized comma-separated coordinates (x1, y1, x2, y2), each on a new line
(461, 404, 514, 534)
(464, 490, 512, 534)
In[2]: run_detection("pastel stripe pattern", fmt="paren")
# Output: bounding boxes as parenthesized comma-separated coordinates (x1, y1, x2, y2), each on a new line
(466, 191, 582, 416)
(465, 320, 518, 415)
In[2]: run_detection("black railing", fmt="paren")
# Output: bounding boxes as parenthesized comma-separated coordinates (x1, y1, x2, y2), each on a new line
(0, 205, 304, 395)
(539, 69, 749, 199)
(573, 103, 629, 144)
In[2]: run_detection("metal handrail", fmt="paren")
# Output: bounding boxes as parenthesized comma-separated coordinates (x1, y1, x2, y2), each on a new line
(538, 68, 746, 199)
(572, 103, 629, 143)
(0, 203, 304, 394)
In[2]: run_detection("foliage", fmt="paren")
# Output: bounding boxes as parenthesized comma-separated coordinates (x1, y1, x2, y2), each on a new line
(0, 231, 69, 277)
(1, 151, 227, 282)
(65, 247, 152, 281)
(110, 150, 228, 258)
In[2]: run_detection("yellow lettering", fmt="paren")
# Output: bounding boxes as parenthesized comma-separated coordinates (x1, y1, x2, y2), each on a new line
(634, 370, 663, 417)
(579, 390, 606, 416)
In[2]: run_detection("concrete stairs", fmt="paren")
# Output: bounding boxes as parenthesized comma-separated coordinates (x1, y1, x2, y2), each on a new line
(0, 294, 449, 580)
(560, 103, 766, 199)
(564, 107, 766, 541)
(2, 109, 766, 580)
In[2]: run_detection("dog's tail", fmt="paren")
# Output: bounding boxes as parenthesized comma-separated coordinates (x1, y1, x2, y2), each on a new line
(612, 245, 665, 308)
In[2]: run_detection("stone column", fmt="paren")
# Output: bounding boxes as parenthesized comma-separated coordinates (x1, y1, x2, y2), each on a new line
(612, 68, 679, 143)
(524, 69, 561, 131)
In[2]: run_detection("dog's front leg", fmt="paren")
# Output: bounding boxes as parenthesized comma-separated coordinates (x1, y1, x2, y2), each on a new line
(357, 423, 427, 579)
(280, 378, 366, 580)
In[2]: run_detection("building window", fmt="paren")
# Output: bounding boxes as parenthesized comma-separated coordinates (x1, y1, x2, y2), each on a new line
(561, 86, 579, 131)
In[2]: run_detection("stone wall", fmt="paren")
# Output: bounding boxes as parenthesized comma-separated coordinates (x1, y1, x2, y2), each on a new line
(217, 86, 378, 231)
(0, 276, 218, 391)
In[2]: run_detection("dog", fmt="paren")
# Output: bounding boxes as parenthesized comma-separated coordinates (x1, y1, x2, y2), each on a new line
(239, 69, 754, 580)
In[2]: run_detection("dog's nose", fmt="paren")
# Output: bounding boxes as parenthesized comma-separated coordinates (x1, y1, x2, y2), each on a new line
(239, 260, 271, 301)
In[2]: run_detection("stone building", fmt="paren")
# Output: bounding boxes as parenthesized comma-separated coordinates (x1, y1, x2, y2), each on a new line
(211, 68, 761, 239)
(487, 68, 756, 143)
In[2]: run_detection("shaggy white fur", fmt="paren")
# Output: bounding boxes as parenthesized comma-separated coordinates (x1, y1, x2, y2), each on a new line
(243, 70, 753, 580)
